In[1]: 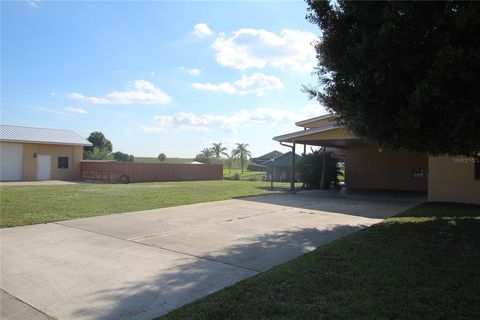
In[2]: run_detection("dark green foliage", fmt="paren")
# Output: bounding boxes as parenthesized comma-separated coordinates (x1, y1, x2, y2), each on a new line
(112, 151, 134, 162)
(305, 1, 480, 156)
(158, 153, 167, 162)
(113, 151, 129, 162)
(84, 131, 113, 159)
(298, 150, 340, 189)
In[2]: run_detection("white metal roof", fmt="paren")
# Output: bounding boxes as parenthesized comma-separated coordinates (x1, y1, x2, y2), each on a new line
(294, 114, 335, 126)
(273, 123, 340, 142)
(0, 125, 92, 146)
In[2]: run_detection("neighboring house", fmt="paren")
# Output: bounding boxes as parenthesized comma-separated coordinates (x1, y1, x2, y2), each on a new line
(251, 150, 283, 164)
(263, 151, 301, 182)
(0, 125, 92, 181)
(274, 114, 480, 205)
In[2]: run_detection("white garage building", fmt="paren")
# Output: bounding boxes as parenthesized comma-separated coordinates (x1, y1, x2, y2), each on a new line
(0, 125, 91, 181)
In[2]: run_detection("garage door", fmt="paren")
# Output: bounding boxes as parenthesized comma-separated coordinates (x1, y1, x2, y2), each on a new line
(0, 143, 23, 181)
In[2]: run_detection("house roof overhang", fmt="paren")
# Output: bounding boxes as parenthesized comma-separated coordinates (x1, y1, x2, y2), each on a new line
(295, 114, 333, 125)
(273, 124, 367, 149)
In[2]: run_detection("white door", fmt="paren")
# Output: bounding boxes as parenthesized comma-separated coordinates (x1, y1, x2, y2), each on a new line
(0, 143, 24, 181)
(37, 155, 51, 180)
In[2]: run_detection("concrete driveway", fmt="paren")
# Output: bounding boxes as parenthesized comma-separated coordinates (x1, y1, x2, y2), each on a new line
(1, 190, 425, 320)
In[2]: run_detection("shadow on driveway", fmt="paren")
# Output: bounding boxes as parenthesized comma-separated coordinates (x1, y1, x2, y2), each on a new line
(240, 188, 427, 219)
(71, 225, 365, 320)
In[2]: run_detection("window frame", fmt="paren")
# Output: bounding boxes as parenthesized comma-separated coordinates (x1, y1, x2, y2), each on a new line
(412, 168, 428, 180)
(58, 156, 69, 169)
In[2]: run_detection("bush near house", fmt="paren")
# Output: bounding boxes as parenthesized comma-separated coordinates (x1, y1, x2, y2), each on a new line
(298, 150, 341, 189)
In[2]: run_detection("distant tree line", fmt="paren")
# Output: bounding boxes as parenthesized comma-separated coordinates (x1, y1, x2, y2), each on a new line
(194, 142, 251, 173)
(83, 131, 134, 162)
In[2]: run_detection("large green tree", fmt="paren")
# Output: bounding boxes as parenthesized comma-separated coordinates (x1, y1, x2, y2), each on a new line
(84, 131, 113, 159)
(305, 1, 480, 156)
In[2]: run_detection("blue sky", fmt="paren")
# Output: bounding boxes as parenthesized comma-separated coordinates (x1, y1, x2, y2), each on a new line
(1, 0, 327, 158)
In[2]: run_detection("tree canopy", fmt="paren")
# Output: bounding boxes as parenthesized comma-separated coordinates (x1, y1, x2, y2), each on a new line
(84, 131, 113, 160)
(305, 1, 480, 156)
(86, 131, 112, 152)
(211, 143, 228, 159)
(113, 151, 130, 162)
(158, 153, 166, 162)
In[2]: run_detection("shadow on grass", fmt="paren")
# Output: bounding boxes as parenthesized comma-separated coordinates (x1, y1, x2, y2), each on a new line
(157, 203, 480, 320)
(70, 224, 367, 320)
(395, 201, 480, 218)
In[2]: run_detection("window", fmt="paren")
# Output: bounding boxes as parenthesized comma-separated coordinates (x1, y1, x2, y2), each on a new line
(58, 157, 69, 169)
(412, 168, 428, 179)
(475, 157, 480, 180)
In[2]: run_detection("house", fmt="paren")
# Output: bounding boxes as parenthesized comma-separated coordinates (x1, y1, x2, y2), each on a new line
(274, 114, 480, 205)
(263, 151, 301, 182)
(251, 150, 283, 164)
(0, 125, 92, 181)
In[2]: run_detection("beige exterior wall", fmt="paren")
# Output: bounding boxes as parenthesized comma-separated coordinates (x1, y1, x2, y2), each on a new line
(22, 143, 83, 180)
(428, 156, 480, 204)
(345, 147, 428, 191)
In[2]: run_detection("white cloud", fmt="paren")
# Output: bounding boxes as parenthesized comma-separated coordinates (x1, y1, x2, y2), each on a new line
(27, 0, 40, 8)
(29, 106, 88, 117)
(212, 28, 317, 71)
(142, 104, 327, 133)
(193, 23, 213, 38)
(64, 107, 87, 114)
(187, 68, 201, 76)
(192, 73, 283, 96)
(69, 80, 171, 105)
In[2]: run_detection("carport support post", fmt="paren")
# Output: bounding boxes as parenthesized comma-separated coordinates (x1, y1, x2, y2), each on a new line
(291, 143, 296, 193)
(321, 146, 326, 189)
(270, 157, 274, 190)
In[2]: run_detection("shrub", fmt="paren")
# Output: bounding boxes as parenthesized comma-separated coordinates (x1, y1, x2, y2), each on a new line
(298, 150, 340, 189)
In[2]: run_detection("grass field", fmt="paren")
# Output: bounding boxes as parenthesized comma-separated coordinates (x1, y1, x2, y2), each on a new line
(159, 202, 480, 320)
(223, 169, 266, 181)
(134, 157, 192, 164)
(0, 180, 288, 228)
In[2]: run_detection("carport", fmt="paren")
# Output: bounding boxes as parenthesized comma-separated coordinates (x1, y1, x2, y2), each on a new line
(273, 115, 429, 193)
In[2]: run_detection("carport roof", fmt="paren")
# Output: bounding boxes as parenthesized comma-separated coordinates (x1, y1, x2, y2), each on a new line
(273, 123, 366, 148)
(0, 125, 92, 146)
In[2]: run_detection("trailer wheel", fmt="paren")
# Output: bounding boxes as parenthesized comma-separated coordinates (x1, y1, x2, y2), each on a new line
(119, 175, 131, 184)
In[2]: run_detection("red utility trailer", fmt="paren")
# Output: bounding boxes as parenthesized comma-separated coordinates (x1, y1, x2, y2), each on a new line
(80, 160, 223, 183)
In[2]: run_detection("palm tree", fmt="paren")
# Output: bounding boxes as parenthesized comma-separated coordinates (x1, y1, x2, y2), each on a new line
(200, 147, 214, 163)
(225, 149, 238, 173)
(211, 143, 228, 161)
(235, 143, 251, 174)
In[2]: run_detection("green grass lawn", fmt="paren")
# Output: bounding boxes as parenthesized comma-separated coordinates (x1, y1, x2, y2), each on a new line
(223, 169, 266, 181)
(159, 202, 480, 320)
(0, 180, 287, 228)
(134, 157, 193, 164)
